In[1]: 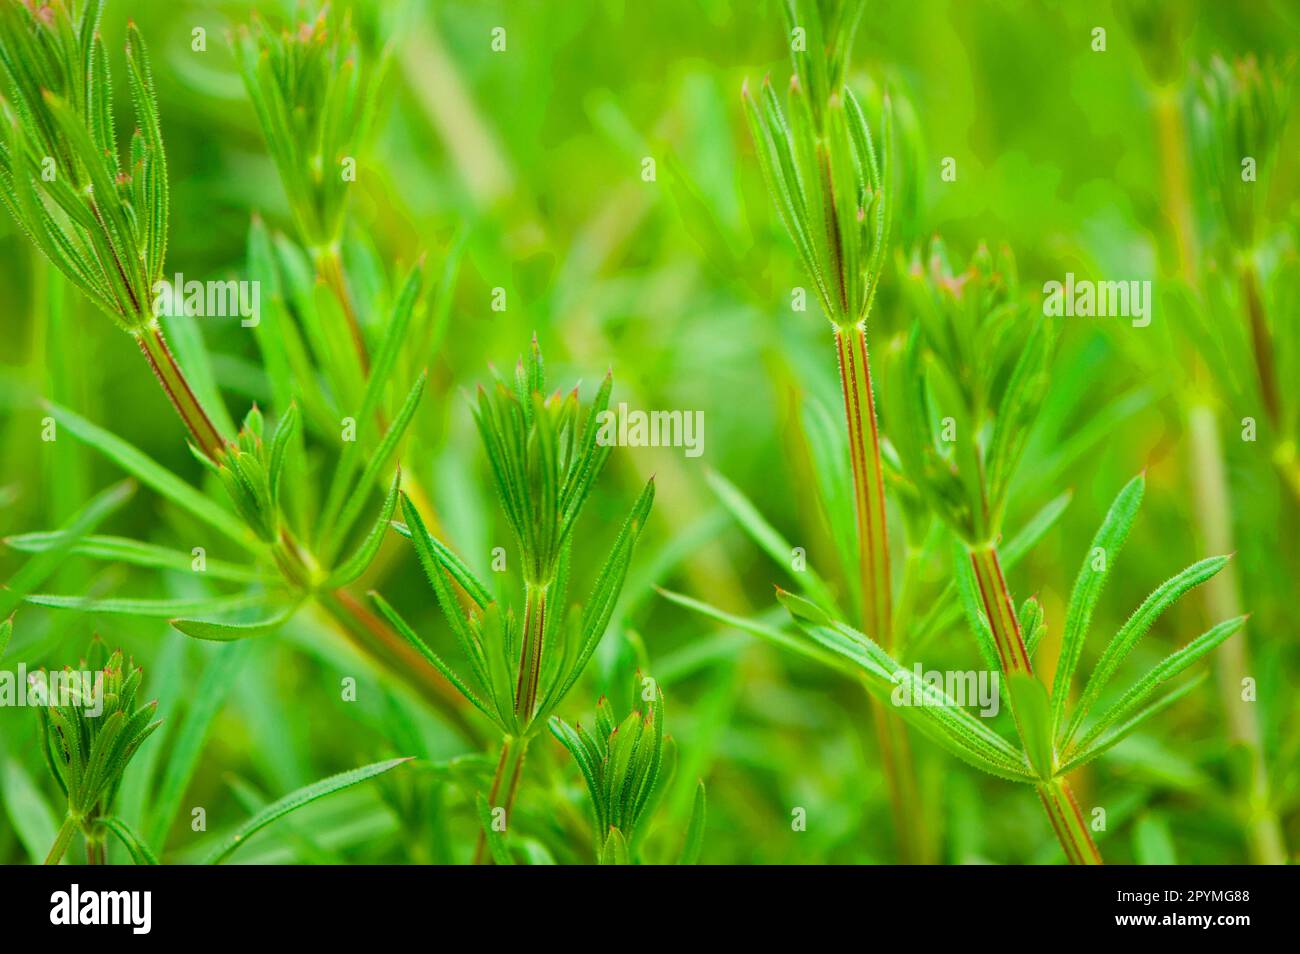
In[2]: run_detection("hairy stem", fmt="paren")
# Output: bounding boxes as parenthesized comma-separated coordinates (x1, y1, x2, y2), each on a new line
(970, 544, 1101, 864)
(834, 323, 928, 861)
(1036, 777, 1103, 866)
(967, 544, 1032, 675)
(136, 324, 226, 461)
(514, 582, 548, 722)
(834, 323, 892, 642)
(474, 734, 531, 864)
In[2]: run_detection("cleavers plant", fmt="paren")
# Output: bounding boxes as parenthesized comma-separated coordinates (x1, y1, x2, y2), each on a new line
(39, 641, 161, 865)
(740, 0, 927, 860)
(0, 0, 468, 728)
(548, 676, 706, 865)
(372, 338, 655, 862)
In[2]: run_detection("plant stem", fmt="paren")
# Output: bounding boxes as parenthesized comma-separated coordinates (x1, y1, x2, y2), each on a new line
(1153, 90, 1198, 278)
(833, 323, 892, 643)
(1187, 405, 1287, 864)
(1239, 258, 1280, 426)
(136, 324, 226, 461)
(833, 322, 928, 862)
(474, 734, 531, 864)
(1036, 777, 1103, 866)
(316, 587, 478, 740)
(967, 544, 1032, 675)
(970, 544, 1102, 863)
(314, 245, 371, 374)
(514, 582, 548, 721)
(1154, 80, 1286, 866)
(85, 829, 105, 865)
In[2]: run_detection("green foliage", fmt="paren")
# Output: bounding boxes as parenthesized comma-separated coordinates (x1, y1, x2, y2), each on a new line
(0, 0, 167, 331)
(376, 340, 655, 738)
(742, 0, 891, 330)
(548, 676, 679, 861)
(233, 3, 389, 251)
(1192, 54, 1294, 250)
(1, 0, 1294, 869)
(37, 640, 162, 863)
(888, 239, 1054, 544)
(205, 758, 411, 864)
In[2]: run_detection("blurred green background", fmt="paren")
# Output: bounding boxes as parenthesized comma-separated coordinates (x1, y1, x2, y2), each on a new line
(1, 0, 1297, 864)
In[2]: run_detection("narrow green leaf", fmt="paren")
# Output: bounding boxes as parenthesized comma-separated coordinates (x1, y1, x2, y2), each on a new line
(1066, 616, 1246, 763)
(1064, 555, 1230, 747)
(170, 602, 302, 642)
(677, 780, 707, 865)
(102, 816, 159, 865)
(48, 401, 250, 547)
(0, 478, 134, 619)
(3, 533, 266, 584)
(1051, 474, 1145, 734)
(1058, 674, 1208, 775)
(706, 468, 838, 612)
(26, 591, 280, 618)
(2, 758, 59, 864)
(205, 758, 412, 864)
(1007, 673, 1053, 779)
(324, 469, 401, 588)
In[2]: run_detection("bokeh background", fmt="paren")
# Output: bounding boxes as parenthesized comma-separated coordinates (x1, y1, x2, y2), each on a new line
(1, 0, 1297, 864)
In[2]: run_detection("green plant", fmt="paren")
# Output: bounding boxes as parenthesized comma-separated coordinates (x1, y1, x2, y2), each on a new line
(889, 238, 1054, 676)
(25, 630, 412, 865)
(548, 676, 706, 864)
(0, 0, 222, 456)
(232, 3, 391, 368)
(740, 0, 929, 860)
(0, 2, 472, 724)
(38, 640, 161, 864)
(371, 338, 655, 862)
(674, 474, 1242, 864)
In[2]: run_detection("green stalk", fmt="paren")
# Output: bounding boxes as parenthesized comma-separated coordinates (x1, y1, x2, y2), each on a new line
(1036, 778, 1103, 866)
(1239, 258, 1280, 426)
(833, 323, 892, 643)
(514, 582, 549, 721)
(1188, 406, 1286, 864)
(834, 322, 927, 862)
(1154, 88, 1286, 865)
(474, 734, 531, 865)
(136, 323, 226, 462)
(314, 245, 371, 375)
(970, 543, 1103, 863)
(967, 544, 1032, 675)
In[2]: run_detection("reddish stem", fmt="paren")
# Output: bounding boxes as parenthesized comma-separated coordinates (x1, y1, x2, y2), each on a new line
(136, 325, 226, 461)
